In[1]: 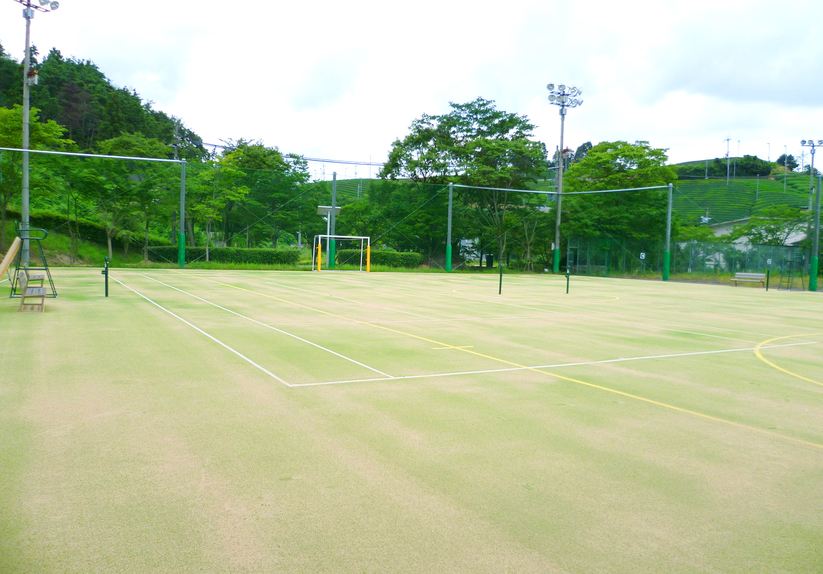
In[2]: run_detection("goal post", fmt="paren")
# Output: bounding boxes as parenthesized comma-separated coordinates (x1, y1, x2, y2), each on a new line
(312, 235, 371, 272)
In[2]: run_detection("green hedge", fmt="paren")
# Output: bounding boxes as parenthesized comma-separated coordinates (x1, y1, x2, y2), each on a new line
(337, 249, 423, 268)
(147, 246, 300, 265)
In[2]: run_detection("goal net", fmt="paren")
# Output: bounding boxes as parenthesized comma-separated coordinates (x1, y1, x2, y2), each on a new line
(312, 235, 371, 271)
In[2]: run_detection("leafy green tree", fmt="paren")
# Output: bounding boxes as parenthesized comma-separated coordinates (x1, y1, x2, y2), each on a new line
(0, 43, 21, 109)
(729, 205, 809, 245)
(776, 154, 798, 172)
(380, 98, 546, 261)
(336, 199, 384, 239)
(0, 105, 71, 250)
(561, 140, 677, 245)
(505, 195, 554, 271)
(574, 142, 592, 164)
(367, 179, 453, 262)
(215, 140, 311, 248)
(734, 155, 772, 177)
(675, 224, 717, 242)
(85, 133, 171, 259)
(188, 161, 249, 260)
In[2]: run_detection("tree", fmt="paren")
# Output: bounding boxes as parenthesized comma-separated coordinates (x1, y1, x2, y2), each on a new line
(734, 155, 772, 177)
(0, 105, 71, 250)
(188, 161, 249, 260)
(776, 154, 798, 172)
(86, 133, 171, 259)
(379, 98, 547, 261)
(561, 140, 677, 245)
(0, 43, 21, 109)
(574, 141, 592, 164)
(729, 205, 809, 246)
(336, 199, 384, 239)
(215, 140, 310, 248)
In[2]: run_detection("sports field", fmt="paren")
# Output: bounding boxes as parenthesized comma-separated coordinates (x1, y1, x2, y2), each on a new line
(2, 268, 822, 573)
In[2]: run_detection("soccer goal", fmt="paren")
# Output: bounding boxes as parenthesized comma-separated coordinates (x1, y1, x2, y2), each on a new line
(312, 235, 371, 272)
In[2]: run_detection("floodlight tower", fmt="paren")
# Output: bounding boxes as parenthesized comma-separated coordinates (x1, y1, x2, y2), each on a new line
(13, 0, 60, 267)
(801, 139, 822, 291)
(801, 139, 820, 210)
(546, 83, 583, 273)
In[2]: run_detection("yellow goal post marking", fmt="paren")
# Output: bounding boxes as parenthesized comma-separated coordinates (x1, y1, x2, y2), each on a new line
(312, 234, 371, 272)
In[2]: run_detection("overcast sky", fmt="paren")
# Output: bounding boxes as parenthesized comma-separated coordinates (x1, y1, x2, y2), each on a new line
(2, 0, 822, 178)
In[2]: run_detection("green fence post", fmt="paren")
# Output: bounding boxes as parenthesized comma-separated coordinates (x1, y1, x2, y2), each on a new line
(329, 172, 338, 269)
(663, 183, 673, 281)
(178, 159, 186, 268)
(810, 176, 821, 292)
(446, 182, 453, 272)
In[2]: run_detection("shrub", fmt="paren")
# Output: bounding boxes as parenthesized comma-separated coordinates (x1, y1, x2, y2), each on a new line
(147, 246, 300, 265)
(337, 249, 423, 268)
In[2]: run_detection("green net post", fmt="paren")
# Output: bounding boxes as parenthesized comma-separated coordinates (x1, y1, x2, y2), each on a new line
(178, 159, 187, 268)
(498, 262, 503, 294)
(663, 183, 673, 281)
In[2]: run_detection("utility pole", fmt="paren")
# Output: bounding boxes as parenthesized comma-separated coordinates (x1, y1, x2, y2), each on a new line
(14, 0, 60, 267)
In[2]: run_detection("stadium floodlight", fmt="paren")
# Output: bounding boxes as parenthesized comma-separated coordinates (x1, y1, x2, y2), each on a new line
(11, 0, 61, 267)
(546, 82, 583, 273)
(801, 139, 819, 203)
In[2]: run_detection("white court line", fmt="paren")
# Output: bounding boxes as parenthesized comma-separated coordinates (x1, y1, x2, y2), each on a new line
(113, 277, 292, 387)
(290, 340, 819, 388)
(141, 275, 394, 379)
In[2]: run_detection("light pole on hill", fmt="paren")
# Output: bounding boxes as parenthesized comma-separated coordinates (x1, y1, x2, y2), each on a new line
(546, 83, 583, 273)
(13, 0, 60, 267)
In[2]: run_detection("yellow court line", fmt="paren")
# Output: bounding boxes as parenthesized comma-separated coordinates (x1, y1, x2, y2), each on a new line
(433, 345, 474, 350)
(176, 272, 823, 450)
(754, 333, 823, 388)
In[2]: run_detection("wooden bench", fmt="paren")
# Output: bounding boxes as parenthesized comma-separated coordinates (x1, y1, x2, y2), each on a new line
(730, 272, 766, 287)
(18, 269, 46, 312)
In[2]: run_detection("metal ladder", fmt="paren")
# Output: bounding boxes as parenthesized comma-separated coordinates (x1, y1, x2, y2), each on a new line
(778, 258, 806, 291)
